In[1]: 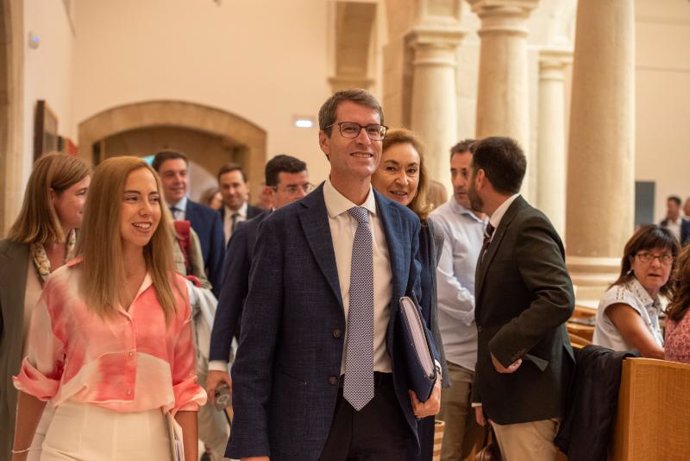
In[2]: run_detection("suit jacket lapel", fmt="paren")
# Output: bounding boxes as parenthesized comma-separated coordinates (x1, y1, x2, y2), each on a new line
(475, 197, 524, 300)
(376, 192, 404, 297)
(297, 186, 343, 308)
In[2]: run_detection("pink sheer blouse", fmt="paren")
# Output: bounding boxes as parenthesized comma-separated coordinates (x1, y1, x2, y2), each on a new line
(665, 310, 690, 364)
(14, 259, 206, 414)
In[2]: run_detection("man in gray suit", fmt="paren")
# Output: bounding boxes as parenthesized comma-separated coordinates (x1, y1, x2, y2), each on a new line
(227, 89, 441, 461)
(469, 136, 574, 460)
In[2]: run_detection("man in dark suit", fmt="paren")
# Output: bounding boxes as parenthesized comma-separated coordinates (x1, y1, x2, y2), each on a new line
(153, 150, 225, 296)
(217, 163, 263, 244)
(206, 154, 312, 404)
(227, 89, 441, 461)
(468, 137, 574, 460)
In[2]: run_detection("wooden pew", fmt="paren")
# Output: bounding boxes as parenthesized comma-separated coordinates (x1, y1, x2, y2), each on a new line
(610, 358, 690, 460)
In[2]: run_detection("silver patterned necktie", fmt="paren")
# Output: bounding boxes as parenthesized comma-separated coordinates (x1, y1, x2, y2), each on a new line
(343, 206, 375, 411)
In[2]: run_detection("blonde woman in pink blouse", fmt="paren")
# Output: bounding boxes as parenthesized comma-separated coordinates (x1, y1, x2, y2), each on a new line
(666, 244, 690, 363)
(11, 157, 206, 461)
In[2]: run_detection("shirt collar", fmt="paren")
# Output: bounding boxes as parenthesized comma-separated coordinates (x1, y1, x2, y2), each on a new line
(628, 276, 659, 310)
(323, 178, 377, 218)
(170, 196, 188, 212)
(489, 193, 520, 230)
(449, 199, 485, 224)
(225, 201, 248, 218)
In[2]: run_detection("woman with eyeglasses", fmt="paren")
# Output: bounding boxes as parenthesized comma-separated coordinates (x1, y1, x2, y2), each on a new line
(592, 225, 679, 358)
(665, 244, 690, 363)
(371, 128, 447, 461)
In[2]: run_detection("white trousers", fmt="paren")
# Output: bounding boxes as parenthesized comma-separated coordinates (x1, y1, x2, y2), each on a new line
(41, 402, 170, 461)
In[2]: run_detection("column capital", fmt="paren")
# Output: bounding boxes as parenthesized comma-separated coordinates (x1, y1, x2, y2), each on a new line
(539, 47, 573, 77)
(467, 0, 540, 37)
(406, 25, 466, 50)
(467, 0, 540, 13)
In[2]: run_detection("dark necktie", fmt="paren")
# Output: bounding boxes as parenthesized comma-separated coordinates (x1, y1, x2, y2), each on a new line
(481, 223, 495, 260)
(230, 212, 240, 233)
(343, 206, 375, 411)
(170, 206, 182, 221)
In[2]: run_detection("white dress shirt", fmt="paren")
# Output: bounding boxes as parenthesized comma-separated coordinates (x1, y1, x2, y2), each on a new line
(429, 200, 486, 370)
(323, 179, 393, 374)
(169, 196, 189, 220)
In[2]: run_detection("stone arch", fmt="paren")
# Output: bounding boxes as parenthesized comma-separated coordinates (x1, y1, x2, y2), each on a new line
(78, 100, 267, 200)
(0, 0, 24, 233)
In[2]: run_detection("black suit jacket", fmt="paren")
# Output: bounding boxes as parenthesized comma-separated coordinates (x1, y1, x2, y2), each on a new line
(227, 185, 424, 460)
(185, 200, 225, 296)
(473, 196, 575, 425)
(209, 210, 269, 363)
(218, 203, 263, 224)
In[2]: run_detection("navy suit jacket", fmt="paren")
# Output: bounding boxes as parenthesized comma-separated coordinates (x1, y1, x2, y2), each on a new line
(185, 200, 225, 297)
(227, 185, 424, 460)
(209, 210, 269, 363)
(681, 218, 690, 245)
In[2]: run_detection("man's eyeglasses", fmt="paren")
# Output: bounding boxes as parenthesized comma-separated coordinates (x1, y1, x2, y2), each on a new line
(635, 251, 673, 265)
(326, 122, 388, 141)
(272, 183, 315, 195)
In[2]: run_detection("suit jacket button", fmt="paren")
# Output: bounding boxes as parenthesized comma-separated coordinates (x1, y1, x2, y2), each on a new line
(332, 329, 342, 339)
(328, 376, 338, 385)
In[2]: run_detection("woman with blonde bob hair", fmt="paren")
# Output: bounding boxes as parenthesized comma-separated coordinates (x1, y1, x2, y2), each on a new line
(1, 153, 90, 461)
(12, 156, 205, 461)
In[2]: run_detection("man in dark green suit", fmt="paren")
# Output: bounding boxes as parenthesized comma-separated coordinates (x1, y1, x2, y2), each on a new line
(468, 136, 574, 460)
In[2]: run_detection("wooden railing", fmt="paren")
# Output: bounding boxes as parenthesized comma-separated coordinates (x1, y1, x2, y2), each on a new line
(610, 358, 690, 460)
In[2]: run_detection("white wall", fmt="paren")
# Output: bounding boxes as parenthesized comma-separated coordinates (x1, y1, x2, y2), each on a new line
(635, 0, 690, 222)
(72, 0, 334, 183)
(22, 0, 76, 180)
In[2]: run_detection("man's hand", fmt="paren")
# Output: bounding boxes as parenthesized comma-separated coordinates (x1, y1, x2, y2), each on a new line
(491, 353, 522, 374)
(206, 370, 232, 405)
(474, 406, 487, 426)
(408, 379, 441, 419)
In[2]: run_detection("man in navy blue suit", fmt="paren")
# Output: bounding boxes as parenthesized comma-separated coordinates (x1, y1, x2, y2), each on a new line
(227, 89, 441, 461)
(153, 150, 225, 296)
(206, 154, 312, 403)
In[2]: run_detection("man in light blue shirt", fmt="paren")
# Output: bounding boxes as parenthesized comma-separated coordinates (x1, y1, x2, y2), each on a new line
(429, 139, 487, 461)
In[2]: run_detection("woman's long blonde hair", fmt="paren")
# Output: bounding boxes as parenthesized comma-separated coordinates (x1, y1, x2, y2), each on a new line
(76, 156, 179, 321)
(6, 153, 89, 244)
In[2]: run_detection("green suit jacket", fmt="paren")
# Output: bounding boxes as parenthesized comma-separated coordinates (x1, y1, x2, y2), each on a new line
(0, 240, 30, 461)
(472, 196, 575, 425)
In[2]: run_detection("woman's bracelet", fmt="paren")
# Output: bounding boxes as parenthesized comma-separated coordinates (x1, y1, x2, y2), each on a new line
(11, 447, 31, 454)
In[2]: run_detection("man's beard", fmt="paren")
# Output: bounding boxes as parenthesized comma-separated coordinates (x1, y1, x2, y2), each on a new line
(468, 185, 483, 212)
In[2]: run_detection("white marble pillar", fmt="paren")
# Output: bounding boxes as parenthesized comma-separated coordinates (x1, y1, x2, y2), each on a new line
(566, 0, 636, 303)
(467, 0, 540, 199)
(407, 27, 465, 188)
(537, 48, 571, 238)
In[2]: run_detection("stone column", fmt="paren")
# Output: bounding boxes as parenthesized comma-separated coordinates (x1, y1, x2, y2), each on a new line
(407, 26, 465, 188)
(537, 48, 571, 237)
(566, 0, 635, 303)
(467, 0, 540, 198)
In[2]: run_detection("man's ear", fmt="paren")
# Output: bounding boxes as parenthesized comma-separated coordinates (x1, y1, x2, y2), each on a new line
(319, 130, 330, 158)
